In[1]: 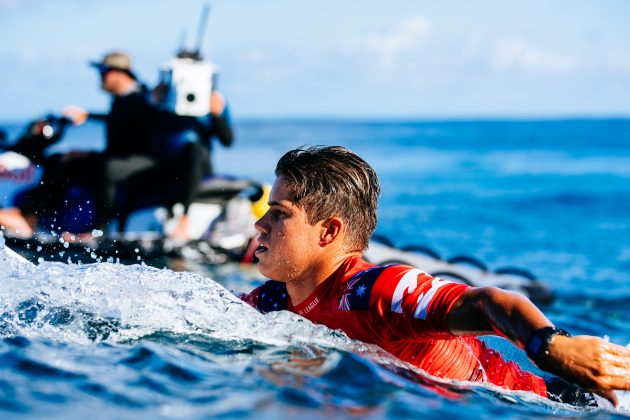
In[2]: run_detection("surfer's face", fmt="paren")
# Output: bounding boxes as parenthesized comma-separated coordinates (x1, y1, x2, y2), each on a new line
(254, 177, 326, 282)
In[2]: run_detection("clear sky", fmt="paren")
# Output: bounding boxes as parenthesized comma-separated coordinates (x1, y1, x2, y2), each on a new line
(1, 0, 630, 120)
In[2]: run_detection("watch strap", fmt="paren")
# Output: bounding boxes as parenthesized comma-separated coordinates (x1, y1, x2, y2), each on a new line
(525, 326, 571, 366)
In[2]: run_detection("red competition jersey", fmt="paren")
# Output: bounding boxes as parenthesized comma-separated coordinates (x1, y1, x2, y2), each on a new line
(241, 256, 547, 396)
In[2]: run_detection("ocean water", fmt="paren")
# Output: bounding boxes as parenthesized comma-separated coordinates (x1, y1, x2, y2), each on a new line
(1, 118, 630, 418)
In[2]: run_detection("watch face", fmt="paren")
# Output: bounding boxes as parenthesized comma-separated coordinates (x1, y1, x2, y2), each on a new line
(525, 327, 570, 365)
(527, 334, 545, 355)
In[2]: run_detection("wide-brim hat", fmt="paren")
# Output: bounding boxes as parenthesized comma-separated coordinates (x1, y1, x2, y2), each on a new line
(90, 51, 137, 79)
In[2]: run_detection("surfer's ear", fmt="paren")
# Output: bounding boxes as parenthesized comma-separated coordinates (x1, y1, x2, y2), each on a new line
(320, 217, 343, 247)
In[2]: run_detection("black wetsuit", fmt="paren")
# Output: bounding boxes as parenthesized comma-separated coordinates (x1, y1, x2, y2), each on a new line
(89, 85, 159, 229)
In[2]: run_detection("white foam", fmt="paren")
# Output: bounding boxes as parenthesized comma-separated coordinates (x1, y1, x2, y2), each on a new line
(0, 235, 35, 272)
(0, 241, 355, 350)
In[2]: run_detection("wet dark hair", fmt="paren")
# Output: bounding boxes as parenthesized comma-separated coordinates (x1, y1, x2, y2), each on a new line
(275, 146, 380, 251)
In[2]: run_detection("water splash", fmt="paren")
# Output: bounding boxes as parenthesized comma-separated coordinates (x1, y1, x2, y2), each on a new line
(0, 239, 363, 353)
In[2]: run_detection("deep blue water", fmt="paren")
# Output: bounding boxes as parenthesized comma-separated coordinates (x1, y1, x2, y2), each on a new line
(1, 118, 630, 418)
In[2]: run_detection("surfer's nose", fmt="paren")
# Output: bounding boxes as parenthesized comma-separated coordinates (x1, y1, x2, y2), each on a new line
(254, 213, 269, 234)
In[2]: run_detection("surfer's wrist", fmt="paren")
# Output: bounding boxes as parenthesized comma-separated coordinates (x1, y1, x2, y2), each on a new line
(525, 326, 571, 367)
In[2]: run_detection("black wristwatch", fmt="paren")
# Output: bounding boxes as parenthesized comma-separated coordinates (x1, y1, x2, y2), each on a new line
(525, 326, 571, 366)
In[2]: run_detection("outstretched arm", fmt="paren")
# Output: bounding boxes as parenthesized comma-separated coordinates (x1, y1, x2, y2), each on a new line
(63, 106, 108, 125)
(448, 287, 630, 404)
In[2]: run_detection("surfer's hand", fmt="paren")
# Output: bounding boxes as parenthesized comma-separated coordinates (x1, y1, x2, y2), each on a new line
(545, 335, 630, 406)
(63, 106, 89, 126)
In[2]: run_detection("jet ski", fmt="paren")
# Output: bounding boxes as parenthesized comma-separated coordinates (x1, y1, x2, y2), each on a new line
(0, 114, 267, 265)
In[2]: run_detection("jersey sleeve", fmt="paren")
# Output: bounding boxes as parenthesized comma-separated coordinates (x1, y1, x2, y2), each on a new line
(238, 280, 289, 314)
(369, 266, 469, 339)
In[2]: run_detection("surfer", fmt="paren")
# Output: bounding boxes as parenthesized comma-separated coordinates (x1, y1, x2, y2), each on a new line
(241, 145, 630, 406)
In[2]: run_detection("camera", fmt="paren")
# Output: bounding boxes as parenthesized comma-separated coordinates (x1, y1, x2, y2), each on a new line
(158, 58, 216, 117)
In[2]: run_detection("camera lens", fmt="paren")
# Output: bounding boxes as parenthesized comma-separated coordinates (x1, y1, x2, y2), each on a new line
(186, 93, 196, 103)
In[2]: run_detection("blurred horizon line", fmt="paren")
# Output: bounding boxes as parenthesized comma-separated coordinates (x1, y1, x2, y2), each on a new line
(2, 114, 630, 127)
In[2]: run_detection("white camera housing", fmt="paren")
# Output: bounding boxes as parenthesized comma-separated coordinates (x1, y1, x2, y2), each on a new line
(159, 58, 215, 117)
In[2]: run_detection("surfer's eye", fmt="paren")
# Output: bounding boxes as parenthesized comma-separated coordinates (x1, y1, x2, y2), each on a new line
(269, 209, 288, 220)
